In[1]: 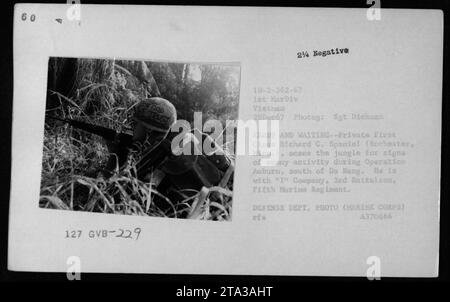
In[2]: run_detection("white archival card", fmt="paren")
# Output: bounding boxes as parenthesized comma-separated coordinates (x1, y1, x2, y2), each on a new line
(9, 4, 442, 277)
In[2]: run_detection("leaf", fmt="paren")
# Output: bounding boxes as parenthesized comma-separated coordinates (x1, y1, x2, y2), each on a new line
(187, 187, 210, 219)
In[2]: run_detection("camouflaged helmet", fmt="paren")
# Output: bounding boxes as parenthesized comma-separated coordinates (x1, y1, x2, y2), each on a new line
(134, 97, 177, 132)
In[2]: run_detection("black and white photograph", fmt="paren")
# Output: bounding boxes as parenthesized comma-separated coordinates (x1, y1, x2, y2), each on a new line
(2, 1, 448, 288)
(40, 57, 240, 220)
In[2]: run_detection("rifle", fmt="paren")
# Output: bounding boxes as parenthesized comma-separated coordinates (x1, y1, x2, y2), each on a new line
(46, 115, 170, 177)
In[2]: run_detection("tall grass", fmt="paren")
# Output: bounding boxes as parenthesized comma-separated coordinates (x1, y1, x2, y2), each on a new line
(40, 59, 234, 221)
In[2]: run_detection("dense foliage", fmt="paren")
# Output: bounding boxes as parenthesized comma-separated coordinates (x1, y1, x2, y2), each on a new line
(40, 58, 239, 220)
